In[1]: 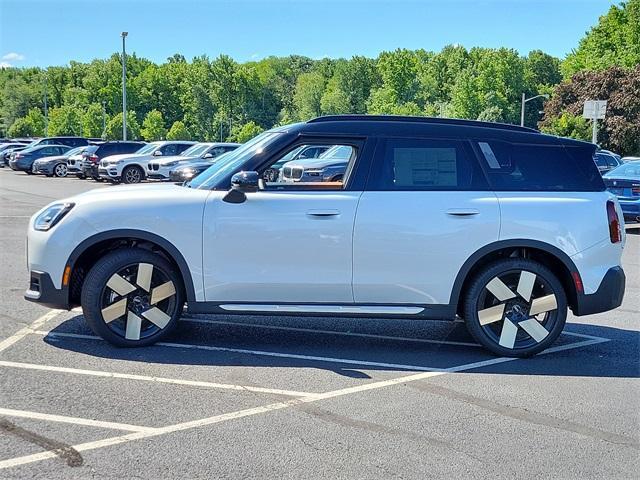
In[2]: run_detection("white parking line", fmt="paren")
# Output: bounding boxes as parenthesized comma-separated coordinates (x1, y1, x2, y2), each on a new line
(32, 330, 445, 372)
(0, 310, 61, 354)
(0, 334, 610, 470)
(0, 408, 157, 433)
(0, 360, 315, 398)
(182, 317, 481, 347)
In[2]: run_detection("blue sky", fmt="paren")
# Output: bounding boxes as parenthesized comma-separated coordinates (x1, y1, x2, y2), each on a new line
(0, 0, 617, 68)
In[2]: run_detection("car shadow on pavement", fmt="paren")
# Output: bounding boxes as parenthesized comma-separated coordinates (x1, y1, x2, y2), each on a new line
(41, 314, 640, 379)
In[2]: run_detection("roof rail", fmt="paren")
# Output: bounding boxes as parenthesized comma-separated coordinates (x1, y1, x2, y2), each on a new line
(307, 115, 539, 133)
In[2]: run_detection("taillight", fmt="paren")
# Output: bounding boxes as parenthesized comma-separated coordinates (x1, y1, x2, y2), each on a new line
(607, 200, 621, 243)
(90, 154, 99, 163)
(632, 184, 640, 196)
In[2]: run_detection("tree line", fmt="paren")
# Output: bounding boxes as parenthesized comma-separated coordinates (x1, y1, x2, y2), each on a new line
(0, 0, 637, 154)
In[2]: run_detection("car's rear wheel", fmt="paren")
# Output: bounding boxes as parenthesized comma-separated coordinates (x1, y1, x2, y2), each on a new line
(81, 248, 184, 347)
(53, 163, 67, 177)
(463, 259, 567, 357)
(122, 165, 144, 184)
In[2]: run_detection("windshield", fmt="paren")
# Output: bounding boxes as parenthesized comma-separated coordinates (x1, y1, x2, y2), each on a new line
(319, 145, 352, 160)
(180, 143, 212, 157)
(605, 162, 640, 177)
(134, 143, 158, 155)
(189, 132, 281, 190)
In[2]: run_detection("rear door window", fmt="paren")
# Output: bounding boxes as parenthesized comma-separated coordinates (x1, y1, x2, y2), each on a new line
(477, 141, 604, 191)
(369, 138, 488, 190)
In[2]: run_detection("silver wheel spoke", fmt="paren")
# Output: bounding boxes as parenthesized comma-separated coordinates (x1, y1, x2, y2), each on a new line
(150, 281, 176, 305)
(478, 304, 506, 325)
(486, 277, 516, 302)
(498, 318, 518, 349)
(529, 294, 557, 316)
(519, 318, 549, 343)
(142, 307, 171, 329)
(516, 271, 536, 302)
(107, 274, 136, 296)
(101, 298, 127, 323)
(136, 263, 153, 292)
(125, 312, 142, 340)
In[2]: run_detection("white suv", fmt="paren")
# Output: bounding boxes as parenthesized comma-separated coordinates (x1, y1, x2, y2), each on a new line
(25, 116, 626, 357)
(98, 141, 195, 183)
(146, 142, 240, 181)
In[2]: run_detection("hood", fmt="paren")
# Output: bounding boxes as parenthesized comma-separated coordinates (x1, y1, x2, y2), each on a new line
(283, 157, 348, 170)
(149, 155, 198, 166)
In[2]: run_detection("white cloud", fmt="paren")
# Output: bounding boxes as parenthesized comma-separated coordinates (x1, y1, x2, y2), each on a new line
(2, 52, 25, 62)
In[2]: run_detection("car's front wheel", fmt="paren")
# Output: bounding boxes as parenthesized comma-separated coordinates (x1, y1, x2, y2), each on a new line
(463, 259, 567, 357)
(81, 248, 184, 347)
(122, 165, 144, 184)
(53, 163, 67, 177)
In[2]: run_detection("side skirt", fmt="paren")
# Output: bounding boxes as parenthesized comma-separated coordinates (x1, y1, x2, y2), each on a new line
(186, 302, 456, 320)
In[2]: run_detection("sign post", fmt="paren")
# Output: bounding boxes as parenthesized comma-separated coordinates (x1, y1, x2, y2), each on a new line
(582, 100, 607, 144)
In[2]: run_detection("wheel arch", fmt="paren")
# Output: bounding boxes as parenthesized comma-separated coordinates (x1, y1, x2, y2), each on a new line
(451, 239, 580, 316)
(67, 229, 196, 306)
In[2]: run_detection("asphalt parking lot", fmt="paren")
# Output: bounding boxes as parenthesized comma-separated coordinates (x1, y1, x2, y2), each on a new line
(0, 168, 639, 479)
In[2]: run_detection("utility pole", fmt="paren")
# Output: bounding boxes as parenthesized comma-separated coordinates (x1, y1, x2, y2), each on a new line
(121, 32, 128, 140)
(520, 93, 549, 127)
(43, 75, 48, 136)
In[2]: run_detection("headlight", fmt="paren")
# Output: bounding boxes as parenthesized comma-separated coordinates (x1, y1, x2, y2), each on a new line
(34, 203, 75, 231)
(182, 168, 196, 178)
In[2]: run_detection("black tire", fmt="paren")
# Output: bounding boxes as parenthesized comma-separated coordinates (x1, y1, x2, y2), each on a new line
(76, 173, 86, 179)
(25, 170, 33, 175)
(53, 163, 67, 177)
(81, 248, 184, 347)
(122, 165, 144, 184)
(463, 258, 567, 358)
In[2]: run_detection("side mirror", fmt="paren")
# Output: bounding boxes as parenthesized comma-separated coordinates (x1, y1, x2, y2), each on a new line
(153, 150, 163, 156)
(203, 153, 214, 159)
(223, 171, 259, 204)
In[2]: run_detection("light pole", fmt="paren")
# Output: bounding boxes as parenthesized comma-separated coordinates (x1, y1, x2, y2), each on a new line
(121, 32, 128, 140)
(102, 101, 107, 139)
(520, 93, 549, 127)
(43, 74, 48, 136)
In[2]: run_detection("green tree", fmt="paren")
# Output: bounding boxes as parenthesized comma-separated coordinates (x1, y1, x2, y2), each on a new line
(228, 121, 264, 143)
(540, 112, 591, 141)
(104, 111, 141, 140)
(47, 105, 83, 136)
(166, 120, 191, 140)
(293, 72, 326, 120)
(141, 109, 167, 141)
(7, 107, 46, 137)
(563, 0, 640, 77)
(82, 103, 107, 138)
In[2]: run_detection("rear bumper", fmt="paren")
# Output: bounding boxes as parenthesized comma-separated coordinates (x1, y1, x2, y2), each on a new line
(573, 266, 625, 316)
(24, 271, 70, 310)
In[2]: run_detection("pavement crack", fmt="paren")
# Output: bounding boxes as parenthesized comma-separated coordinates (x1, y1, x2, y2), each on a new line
(409, 381, 640, 450)
(0, 417, 84, 467)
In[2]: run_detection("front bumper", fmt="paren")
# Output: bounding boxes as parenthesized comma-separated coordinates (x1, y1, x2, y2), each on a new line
(98, 167, 120, 181)
(24, 271, 70, 309)
(573, 266, 625, 316)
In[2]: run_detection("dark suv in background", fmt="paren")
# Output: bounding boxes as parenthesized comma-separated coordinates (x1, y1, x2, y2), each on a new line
(77, 141, 146, 180)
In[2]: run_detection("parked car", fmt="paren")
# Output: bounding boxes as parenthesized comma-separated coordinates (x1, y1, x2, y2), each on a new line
(0, 142, 30, 166)
(263, 144, 331, 181)
(32, 146, 88, 177)
(168, 152, 232, 183)
(9, 145, 72, 173)
(24, 115, 626, 358)
(75, 141, 147, 180)
(98, 141, 196, 184)
(621, 156, 640, 163)
(603, 160, 640, 223)
(26, 136, 89, 149)
(281, 144, 353, 182)
(594, 151, 623, 174)
(147, 142, 239, 181)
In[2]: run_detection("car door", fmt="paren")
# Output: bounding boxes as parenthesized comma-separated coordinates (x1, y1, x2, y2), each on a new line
(352, 136, 500, 307)
(201, 138, 370, 304)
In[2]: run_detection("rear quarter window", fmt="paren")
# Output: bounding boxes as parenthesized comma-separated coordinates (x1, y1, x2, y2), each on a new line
(477, 141, 604, 192)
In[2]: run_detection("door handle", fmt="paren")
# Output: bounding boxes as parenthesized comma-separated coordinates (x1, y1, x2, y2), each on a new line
(306, 209, 340, 217)
(446, 208, 480, 217)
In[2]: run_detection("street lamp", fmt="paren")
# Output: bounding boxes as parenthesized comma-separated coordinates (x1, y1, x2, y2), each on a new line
(121, 32, 128, 140)
(520, 93, 549, 127)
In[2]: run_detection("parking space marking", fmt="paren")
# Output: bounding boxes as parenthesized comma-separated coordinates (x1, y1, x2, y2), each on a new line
(0, 333, 611, 471)
(0, 310, 61, 354)
(182, 317, 481, 347)
(0, 408, 157, 433)
(0, 360, 316, 398)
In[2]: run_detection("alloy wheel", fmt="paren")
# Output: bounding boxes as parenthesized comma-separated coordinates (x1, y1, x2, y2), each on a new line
(476, 269, 559, 350)
(124, 167, 142, 183)
(100, 262, 177, 341)
(54, 163, 67, 177)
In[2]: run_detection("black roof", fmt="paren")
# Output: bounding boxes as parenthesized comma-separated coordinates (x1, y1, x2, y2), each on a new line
(273, 115, 591, 147)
